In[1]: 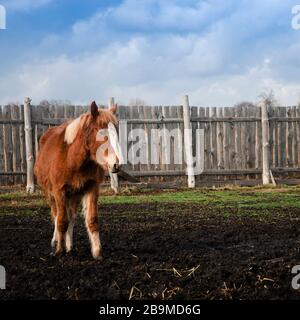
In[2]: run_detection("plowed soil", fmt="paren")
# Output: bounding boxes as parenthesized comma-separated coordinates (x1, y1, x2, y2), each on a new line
(1, 195, 300, 300)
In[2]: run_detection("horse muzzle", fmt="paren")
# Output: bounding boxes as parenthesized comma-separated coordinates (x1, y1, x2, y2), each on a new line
(111, 163, 121, 174)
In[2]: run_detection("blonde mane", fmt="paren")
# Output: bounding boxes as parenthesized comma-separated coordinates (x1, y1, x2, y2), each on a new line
(64, 109, 117, 145)
(64, 114, 87, 145)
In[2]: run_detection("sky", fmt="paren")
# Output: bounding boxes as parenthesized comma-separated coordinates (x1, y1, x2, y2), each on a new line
(0, 0, 300, 106)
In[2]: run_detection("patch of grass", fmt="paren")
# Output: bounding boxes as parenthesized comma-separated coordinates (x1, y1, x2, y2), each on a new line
(1, 186, 300, 217)
(99, 188, 300, 210)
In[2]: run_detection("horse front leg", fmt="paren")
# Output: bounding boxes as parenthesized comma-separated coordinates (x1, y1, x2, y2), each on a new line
(82, 187, 101, 260)
(53, 192, 69, 255)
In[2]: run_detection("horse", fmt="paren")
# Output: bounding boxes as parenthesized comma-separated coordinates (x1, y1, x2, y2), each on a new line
(34, 101, 121, 260)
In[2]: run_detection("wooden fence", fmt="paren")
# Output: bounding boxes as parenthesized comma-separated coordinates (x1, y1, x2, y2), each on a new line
(0, 97, 300, 189)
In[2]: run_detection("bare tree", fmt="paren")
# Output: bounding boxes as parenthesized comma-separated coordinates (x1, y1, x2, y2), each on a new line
(258, 90, 278, 106)
(129, 98, 146, 107)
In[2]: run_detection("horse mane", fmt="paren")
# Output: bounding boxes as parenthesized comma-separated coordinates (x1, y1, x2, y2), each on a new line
(64, 109, 117, 145)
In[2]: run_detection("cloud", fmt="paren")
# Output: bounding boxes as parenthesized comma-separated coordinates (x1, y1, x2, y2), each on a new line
(1, 0, 300, 106)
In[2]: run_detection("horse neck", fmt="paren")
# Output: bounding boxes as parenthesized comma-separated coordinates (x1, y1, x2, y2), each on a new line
(66, 132, 89, 169)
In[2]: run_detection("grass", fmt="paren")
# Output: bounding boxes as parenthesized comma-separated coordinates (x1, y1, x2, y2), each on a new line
(1, 186, 300, 216)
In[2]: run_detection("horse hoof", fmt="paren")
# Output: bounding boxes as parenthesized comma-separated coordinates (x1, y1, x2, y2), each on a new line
(92, 250, 103, 261)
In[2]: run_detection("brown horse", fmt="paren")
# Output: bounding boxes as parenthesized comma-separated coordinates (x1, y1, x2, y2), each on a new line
(34, 101, 121, 259)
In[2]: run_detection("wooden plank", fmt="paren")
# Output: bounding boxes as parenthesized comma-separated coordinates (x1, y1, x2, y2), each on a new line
(139, 105, 149, 172)
(34, 105, 43, 158)
(24, 98, 35, 193)
(229, 107, 236, 171)
(0, 106, 5, 185)
(273, 107, 279, 168)
(209, 107, 217, 169)
(131, 105, 140, 172)
(235, 106, 243, 170)
(19, 104, 26, 184)
(151, 106, 160, 172)
(118, 105, 128, 171)
(255, 105, 262, 170)
(247, 106, 256, 169)
(162, 106, 171, 170)
(261, 101, 270, 184)
(11, 105, 21, 184)
(182, 95, 195, 188)
(297, 106, 300, 167)
(41, 102, 51, 135)
(3, 105, 13, 184)
(268, 106, 274, 168)
(143, 106, 153, 173)
(279, 107, 287, 167)
(177, 105, 184, 172)
(169, 106, 178, 172)
(216, 107, 224, 170)
(292, 106, 298, 167)
(223, 107, 229, 170)
(126, 106, 134, 172)
(197, 107, 205, 173)
(286, 107, 293, 167)
(205, 107, 211, 170)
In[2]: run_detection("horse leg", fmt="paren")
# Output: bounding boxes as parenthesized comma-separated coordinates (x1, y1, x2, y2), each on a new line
(65, 197, 79, 253)
(44, 194, 58, 249)
(50, 203, 58, 249)
(82, 186, 101, 260)
(53, 192, 68, 255)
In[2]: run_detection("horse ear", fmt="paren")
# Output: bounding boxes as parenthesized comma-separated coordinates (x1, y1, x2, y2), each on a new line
(110, 103, 118, 115)
(90, 101, 99, 118)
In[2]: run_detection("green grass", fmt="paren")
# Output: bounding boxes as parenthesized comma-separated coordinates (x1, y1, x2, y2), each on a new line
(99, 188, 300, 210)
(1, 186, 300, 217)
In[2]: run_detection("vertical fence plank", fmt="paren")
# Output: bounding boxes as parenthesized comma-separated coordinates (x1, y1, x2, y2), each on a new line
(261, 100, 270, 185)
(19, 104, 26, 184)
(223, 107, 231, 170)
(216, 108, 224, 170)
(235, 106, 243, 170)
(209, 107, 217, 169)
(255, 106, 262, 170)
(273, 107, 279, 168)
(11, 104, 21, 184)
(182, 95, 195, 188)
(292, 106, 298, 168)
(228, 107, 236, 171)
(286, 107, 293, 167)
(24, 98, 35, 193)
(3, 105, 13, 184)
(0, 106, 5, 185)
(197, 107, 205, 173)
(279, 107, 287, 167)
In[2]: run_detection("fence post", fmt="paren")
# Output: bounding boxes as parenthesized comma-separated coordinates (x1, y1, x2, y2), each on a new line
(182, 95, 195, 188)
(24, 97, 35, 193)
(261, 100, 271, 185)
(108, 97, 119, 194)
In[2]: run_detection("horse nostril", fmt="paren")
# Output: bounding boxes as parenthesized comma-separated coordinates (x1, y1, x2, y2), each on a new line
(112, 164, 120, 173)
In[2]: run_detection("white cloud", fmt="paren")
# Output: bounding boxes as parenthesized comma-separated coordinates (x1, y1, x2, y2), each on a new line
(1, 0, 300, 106)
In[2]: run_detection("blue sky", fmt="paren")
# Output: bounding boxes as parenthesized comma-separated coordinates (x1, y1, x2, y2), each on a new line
(0, 0, 300, 106)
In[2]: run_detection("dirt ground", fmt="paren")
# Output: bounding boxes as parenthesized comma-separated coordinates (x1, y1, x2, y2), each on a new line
(1, 188, 300, 300)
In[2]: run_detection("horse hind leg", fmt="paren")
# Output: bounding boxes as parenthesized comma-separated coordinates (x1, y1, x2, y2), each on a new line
(46, 197, 58, 249)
